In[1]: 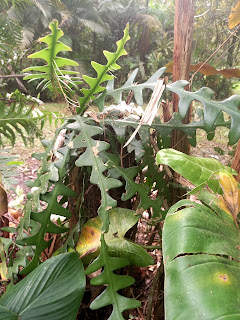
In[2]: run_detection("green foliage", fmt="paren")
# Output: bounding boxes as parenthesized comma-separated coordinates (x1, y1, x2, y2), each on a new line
(76, 208, 154, 266)
(23, 20, 80, 102)
(95, 67, 166, 109)
(17, 130, 76, 274)
(0, 237, 32, 280)
(0, 252, 85, 320)
(86, 235, 140, 320)
(0, 90, 46, 146)
(4, 20, 240, 320)
(78, 23, 130, 114)
(156, 148, 236, 193)
(103, 152, 165, 220)
(159, 150, 240, 320)
(166, 80, 240, 145)
(67, 115, 122, 232)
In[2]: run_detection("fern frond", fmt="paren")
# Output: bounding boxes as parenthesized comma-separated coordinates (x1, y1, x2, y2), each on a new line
(0, 90, 47, 146)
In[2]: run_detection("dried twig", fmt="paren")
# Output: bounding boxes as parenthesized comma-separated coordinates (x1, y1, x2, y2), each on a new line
(124, 79, 166, 147)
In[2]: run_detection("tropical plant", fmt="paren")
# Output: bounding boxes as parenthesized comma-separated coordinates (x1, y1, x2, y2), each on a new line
(1, 20, 240, 319)
(157, 149, 240, 320)
(0, 252, 85, 320)
(0, 90, 49, 147)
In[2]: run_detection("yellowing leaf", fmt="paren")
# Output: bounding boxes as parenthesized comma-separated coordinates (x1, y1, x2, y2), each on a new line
(216, 170, 240, 226)
(229, 0, 240, 29)
(0, 241, 8, 281)
(217, 195, 232, 217)
(76, 208, 154, 267)
(76, 217, 102, 264)
(0, 180, 8, 217)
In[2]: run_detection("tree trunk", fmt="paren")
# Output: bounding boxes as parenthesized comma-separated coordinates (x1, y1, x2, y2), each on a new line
(170, 0, 196, 202)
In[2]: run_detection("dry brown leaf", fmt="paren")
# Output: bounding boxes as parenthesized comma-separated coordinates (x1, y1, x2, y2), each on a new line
(165, 61, 240, 78)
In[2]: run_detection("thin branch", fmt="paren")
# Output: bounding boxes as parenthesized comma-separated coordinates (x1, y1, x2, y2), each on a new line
(0, 74, 25, 79)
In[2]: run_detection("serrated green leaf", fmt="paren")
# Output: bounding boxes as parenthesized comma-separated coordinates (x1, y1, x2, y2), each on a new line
(67, 116, 122, 232)
(95, 67, 166, 109)
(23, 20, 79, 104)
(104, 152, 164, 220)
(85, 236, 140, 319)
(166, 80, 240, 145)
(17, 131, 76, 274)
(78, 24, 130, 114)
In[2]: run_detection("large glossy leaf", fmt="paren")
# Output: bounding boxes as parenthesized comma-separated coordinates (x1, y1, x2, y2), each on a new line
(0, 252, 85, 320)
(162, 163, 240, 319)
(76, 207, 154, 267)
(156, 148, 236, 193)
(165, 254, 240, 320)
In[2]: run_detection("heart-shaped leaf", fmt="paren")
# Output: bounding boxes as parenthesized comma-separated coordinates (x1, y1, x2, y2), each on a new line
(76, 208, 154, 267)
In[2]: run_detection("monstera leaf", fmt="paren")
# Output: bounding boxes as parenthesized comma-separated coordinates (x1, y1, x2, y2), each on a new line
(160, 150, 240, 320)
(0, 253, 85, 320)
(76, 207, 154, 267)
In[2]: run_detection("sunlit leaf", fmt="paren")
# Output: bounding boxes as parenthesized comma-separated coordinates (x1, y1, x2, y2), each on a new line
(216, 170, 240, 225)
(229, 0, 240, 29)
(156, 148, 236, 193)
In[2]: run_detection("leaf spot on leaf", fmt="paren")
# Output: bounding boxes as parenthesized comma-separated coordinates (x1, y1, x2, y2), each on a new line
(91, 141, 100, 157)
(68, 141, 73, 148)
(219, 274, 228, 282)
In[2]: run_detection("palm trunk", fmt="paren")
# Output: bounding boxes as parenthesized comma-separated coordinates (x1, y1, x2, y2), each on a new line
(170, 0, 196, 203)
